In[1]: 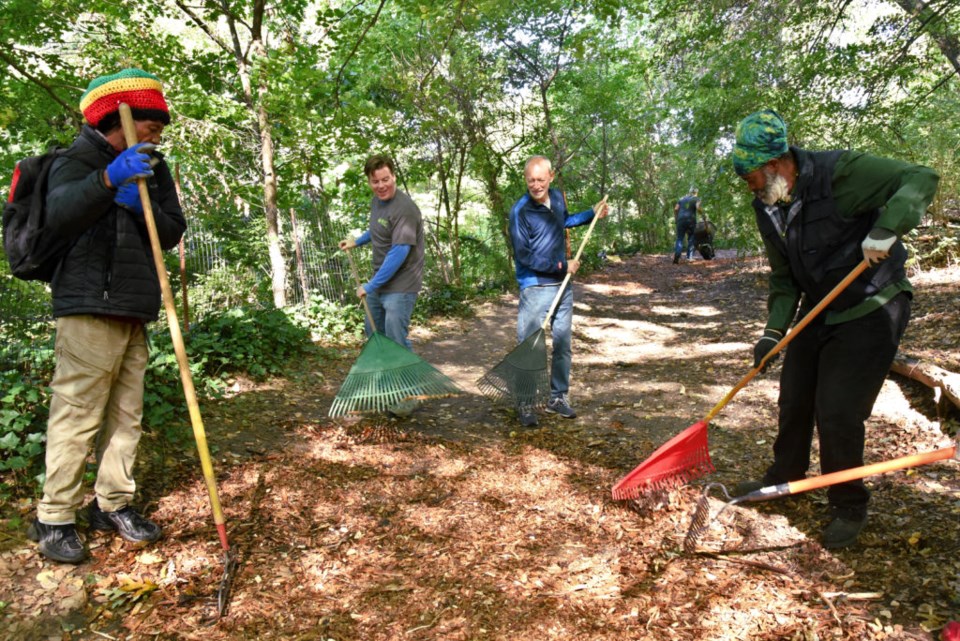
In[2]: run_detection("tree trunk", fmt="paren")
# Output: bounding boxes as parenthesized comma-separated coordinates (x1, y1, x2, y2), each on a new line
(894, 0, 960, 77)
(890, 353, 960, 417)
(290, 209, 310, 305)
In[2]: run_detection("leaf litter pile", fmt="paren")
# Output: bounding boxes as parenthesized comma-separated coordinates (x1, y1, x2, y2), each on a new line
(2, 252, 958, 640)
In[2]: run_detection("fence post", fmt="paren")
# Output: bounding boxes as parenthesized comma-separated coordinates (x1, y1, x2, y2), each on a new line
(290, 209, 310, 305)
(174, 164, 190, 332)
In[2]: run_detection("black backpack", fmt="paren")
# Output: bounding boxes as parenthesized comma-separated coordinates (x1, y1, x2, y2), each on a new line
(2, 146, 75, 282)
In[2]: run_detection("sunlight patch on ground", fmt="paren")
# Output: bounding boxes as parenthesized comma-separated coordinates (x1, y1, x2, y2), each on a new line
(910, 262, 960, 285)
(651, 304, 722, 318)
(581, 282, 655, 296)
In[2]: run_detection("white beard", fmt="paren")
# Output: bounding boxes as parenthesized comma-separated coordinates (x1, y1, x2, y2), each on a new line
(757, 169, 791, 205)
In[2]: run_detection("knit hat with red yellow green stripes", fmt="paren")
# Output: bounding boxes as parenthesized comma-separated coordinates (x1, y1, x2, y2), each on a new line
(79, 68, 170, 128)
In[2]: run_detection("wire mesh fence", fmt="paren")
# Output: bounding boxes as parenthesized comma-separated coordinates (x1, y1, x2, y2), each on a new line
(1, 202, 507, 359)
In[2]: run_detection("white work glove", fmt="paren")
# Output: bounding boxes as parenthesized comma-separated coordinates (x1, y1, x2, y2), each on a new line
(861, 228, 897, 266)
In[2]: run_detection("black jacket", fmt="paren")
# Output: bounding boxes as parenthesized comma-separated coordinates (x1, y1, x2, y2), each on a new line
(45, 126, 185, 322)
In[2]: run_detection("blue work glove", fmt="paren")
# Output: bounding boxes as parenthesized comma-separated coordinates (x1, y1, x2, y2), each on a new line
(114, 182, 143, 214)
(753, 328, 784, 372)
(106, 142, 155, 187)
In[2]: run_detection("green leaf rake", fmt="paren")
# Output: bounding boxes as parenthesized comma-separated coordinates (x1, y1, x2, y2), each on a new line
(329, 250, 462, 417)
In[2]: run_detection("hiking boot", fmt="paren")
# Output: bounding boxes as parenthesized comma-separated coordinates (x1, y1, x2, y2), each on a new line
(27, 519, 87, 564)
(545, 395, 577, 419)
(672, 253, 680, 264)
(822, 513, 867, 549)
(88, 502, 162, 543)
(517, 404, 538, 427)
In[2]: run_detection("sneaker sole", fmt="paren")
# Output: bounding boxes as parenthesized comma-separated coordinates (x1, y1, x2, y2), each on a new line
(89, 516, 162, 543)
(38, 543, 87, 564)
(544, 408, 577, 419)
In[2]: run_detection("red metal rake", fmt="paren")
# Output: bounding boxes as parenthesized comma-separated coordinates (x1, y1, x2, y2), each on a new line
(612, 259, 871, 500)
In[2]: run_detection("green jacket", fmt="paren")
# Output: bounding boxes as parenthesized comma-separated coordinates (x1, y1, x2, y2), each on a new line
(760, 149, 939, 330)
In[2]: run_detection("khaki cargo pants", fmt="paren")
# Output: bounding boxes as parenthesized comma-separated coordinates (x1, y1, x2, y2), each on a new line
(38, 315, 148, 524)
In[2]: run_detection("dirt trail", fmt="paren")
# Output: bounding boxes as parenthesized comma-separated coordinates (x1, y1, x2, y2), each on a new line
(2, 251, 958, 641)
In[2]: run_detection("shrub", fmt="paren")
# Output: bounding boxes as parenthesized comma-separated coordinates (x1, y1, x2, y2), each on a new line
(289, 296, 365, 344)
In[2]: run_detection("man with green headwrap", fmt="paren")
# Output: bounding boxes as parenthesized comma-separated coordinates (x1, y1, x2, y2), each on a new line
(731, 109, 939, 549)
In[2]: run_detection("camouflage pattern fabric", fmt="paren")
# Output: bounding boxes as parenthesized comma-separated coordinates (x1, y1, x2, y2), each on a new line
(733, 109, 789, 176)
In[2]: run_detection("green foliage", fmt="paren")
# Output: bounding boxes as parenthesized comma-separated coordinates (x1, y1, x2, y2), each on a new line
(0, 333, 55, 499)
(184, 262, 266, 321)
(187, 307, 313, 380)
(0, 306, 316, 497)
(289, 297, 366, 344)
(414, 283, 476, 322)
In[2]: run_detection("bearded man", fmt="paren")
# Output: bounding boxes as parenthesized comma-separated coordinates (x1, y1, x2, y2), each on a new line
(731, 109, 939, 549)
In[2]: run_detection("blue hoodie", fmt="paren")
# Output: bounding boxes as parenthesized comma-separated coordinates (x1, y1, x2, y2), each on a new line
(509, 187, 595, 290)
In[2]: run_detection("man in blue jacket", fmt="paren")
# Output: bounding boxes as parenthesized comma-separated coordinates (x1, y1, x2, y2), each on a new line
(509, 155, 608, 427)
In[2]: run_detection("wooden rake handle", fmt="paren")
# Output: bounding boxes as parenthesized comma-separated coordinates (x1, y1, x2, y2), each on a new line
(344, 247, 378, 332)
(118, 104, 229, 550)
(703, 258, 871, 424)
(541, 195, 608, 329)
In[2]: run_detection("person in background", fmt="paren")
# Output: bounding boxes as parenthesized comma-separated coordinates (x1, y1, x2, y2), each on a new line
(339, 153, 425, 349)
(508, 155, 609, 427)
(339, 154, 425, 416)
(673, 187, 701, 263)
(732, 109, 939, 549)
(28, 68, 185, 563)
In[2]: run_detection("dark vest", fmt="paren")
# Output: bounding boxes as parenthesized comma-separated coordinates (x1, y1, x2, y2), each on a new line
(677, 196, 698, 220)
(754, 147, 907, 313)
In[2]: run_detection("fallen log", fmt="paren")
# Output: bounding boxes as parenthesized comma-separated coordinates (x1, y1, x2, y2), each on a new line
(890, 354, 960, 417)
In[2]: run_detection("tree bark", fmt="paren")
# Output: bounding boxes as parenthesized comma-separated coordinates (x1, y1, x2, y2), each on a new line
(894, 0, 960, 77)
(890, 353, 960, 416)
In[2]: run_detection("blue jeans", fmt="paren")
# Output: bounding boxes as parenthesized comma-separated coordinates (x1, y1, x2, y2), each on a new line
(518, 284, 573, 397)
(674, 216, 695, 258)
(365, 291, 418, 350)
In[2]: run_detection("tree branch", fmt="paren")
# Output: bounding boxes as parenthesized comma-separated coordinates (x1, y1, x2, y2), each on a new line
(0, 50, 77, 116)
(334, 0, 388, 110)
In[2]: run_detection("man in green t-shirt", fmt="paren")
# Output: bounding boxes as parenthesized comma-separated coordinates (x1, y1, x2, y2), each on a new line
(731, 109, 939, 549)
(339, 154, 425, 350)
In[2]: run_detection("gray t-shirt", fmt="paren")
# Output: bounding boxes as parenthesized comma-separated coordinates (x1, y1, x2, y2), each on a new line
(369, 190, 424, 293)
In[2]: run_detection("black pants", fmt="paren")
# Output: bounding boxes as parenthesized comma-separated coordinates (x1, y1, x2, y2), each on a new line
(764, 293, 911, 518)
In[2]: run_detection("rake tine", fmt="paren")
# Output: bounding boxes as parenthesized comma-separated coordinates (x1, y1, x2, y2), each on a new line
(682, 482, 739, 553)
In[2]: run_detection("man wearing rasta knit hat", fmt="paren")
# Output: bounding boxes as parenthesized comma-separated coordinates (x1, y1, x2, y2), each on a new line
(26, 68, 185, 564)
(730, 108, 939, 549)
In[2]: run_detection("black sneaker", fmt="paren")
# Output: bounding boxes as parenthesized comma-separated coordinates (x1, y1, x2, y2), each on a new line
(545, 395, 577, 419)
(672, 253, 680, 264)
(27, 519, 87, 564)
(517, 404, 538, 427)
(822, 514, 867, 549)
(88, 502, 162, 543)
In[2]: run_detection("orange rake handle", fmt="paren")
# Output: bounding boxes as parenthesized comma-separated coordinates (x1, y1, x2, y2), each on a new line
(738, 446, 958, 502)
(703, 258, 870, 424)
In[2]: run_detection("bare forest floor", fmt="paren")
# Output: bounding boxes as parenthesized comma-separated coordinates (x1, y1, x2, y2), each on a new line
(2, 251, 959, 641)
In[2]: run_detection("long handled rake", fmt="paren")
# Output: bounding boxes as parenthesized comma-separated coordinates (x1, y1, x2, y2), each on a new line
(612, 258, 872, 499)
(328, 250, 462, 417)
(119, 104, 236, 618)
(683, 444, 959, 552)
(477, 195, 607, 408)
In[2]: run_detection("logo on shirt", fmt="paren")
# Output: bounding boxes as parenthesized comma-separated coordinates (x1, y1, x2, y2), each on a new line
(376, 217, 388, 228)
